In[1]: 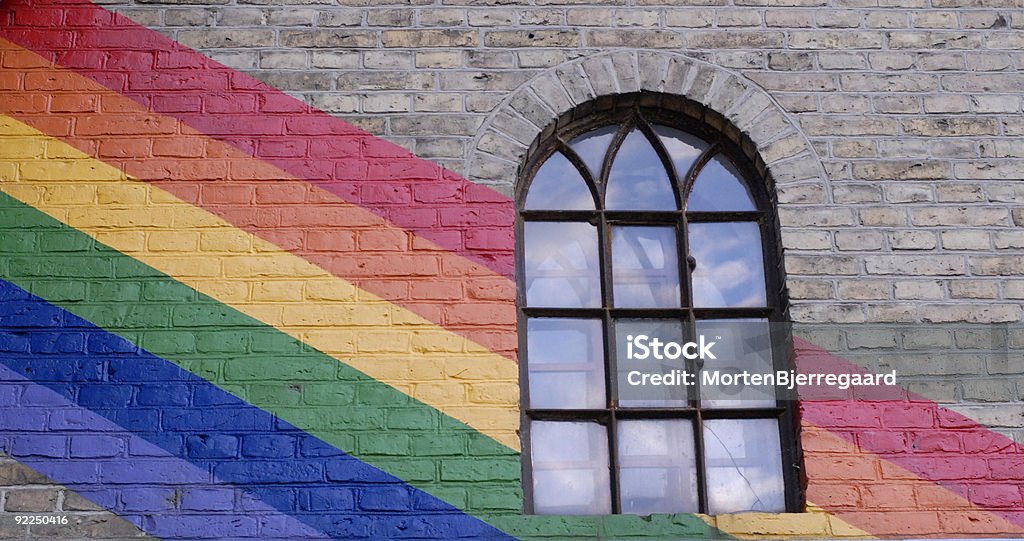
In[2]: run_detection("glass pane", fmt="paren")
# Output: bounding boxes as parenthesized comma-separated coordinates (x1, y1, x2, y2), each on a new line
(612, 226, 681, 308)
(606, 129, 676, 211)
(688, 222, 766, 308)
(653, 125, 709, 182)
(703, 419, 786, 514)
(524, 222, 601, 308)
(696, 319, 776, 409)
(525, 151, 595, 211)
(618, 420, 698, 514)
(568, 125, 617, 181)
(615, 319, 690, 408)
(527, 318, 605, 409)
(531, 421, 611, 515)
(688, 154, 756, 212)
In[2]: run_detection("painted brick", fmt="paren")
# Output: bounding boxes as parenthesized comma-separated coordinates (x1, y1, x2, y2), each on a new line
(2, 3, 1024, 540)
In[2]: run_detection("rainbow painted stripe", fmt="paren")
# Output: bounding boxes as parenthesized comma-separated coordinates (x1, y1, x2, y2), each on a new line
(1, 1, 1022, 539)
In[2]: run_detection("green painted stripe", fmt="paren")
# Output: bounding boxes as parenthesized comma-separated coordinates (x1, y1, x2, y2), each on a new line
(0, 191, 728, 539)
(493, 514, 728, 541)
(0, 191, 519, 511)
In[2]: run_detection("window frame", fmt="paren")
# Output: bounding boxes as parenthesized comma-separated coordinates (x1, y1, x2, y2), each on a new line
(515, 102, 804, 515)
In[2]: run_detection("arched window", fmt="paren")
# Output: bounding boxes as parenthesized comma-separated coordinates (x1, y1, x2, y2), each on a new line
(518, 105, 799, 516)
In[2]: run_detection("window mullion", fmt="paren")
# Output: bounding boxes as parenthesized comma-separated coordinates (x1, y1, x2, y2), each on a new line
(694, 410, 709, 514)
(608, 408, 621, 514)
(685, 216, 710, 514)
(598, 193, 622, 513)
(680, 142, 721, 205)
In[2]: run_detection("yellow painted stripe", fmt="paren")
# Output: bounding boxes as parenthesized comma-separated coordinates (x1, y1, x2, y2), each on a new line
(0, 115, 521, 450)
(704, 506, 875, 540)
(814, 505, 876, 540)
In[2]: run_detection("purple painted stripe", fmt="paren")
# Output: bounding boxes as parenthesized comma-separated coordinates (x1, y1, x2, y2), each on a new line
(0, 363, 332, 540)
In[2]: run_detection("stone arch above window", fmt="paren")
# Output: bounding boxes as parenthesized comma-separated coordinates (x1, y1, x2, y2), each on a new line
(467, 51, 826, 200)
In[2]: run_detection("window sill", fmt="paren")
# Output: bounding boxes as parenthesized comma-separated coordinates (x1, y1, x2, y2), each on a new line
(485, 507, 863, 540)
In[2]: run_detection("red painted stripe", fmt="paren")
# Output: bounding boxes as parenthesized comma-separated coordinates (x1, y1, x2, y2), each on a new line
(0, 39, 518, 360)
(0, 0, 515, 279)
(802, 425, 1024, 537)
(795, 338, 1024, 529)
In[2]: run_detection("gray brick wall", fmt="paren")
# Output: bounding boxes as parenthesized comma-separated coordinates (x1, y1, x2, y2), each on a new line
(106, 0, 1023, 422)
(3, 3, 1020, 532)
(793, 323, 1024, 444)
(0, 455, 151, 539)
(0, 3, 1019, 536)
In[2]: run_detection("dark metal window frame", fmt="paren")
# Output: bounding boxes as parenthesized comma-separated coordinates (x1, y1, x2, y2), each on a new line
(515, 99, 804, 515)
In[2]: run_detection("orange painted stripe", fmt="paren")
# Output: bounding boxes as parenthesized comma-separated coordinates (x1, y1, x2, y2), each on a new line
(0, 37, 517, 360)
(801, 424, 1024, 538)
(0, 0, 517, 279)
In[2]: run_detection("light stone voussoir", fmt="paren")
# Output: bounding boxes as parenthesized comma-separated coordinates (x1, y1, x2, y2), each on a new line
(469, 50, 824, 198)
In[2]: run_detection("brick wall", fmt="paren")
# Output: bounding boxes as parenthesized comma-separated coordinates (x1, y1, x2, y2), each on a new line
(0, 0, 1022, 539)
(116, 0, 1024, 437)
(122, 0, 1024, 320)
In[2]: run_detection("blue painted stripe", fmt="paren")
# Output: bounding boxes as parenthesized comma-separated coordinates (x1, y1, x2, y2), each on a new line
(1, 364, 330, 540)
(0, 279, 514, 540)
